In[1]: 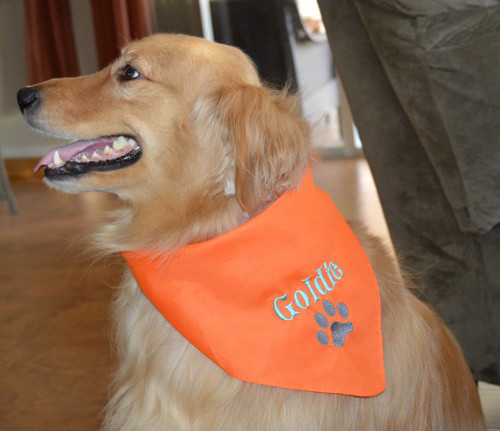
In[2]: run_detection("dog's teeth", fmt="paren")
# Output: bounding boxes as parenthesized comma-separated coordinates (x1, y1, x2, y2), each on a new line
(118, 136, 127, 143)
(53, 150, 64, 167)
(81, 155, 89, 162)
(91, 151, 100, 161)
(103, 145, 112, 155)
(113, 139, 128, 151)
(127, 139, 135, 147)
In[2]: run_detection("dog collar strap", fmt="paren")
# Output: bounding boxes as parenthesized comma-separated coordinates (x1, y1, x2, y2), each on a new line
(122, 170, 385, 396)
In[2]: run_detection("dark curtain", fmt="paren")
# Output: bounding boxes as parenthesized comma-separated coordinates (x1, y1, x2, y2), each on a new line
(23, 0, 155, 84)
(210, 0, 296, 89)
(89, 0, 155, 68)
(23, 0, 80, 84)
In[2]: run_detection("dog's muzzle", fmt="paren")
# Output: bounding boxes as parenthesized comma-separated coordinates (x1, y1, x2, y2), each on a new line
(16, 86, 143, 179)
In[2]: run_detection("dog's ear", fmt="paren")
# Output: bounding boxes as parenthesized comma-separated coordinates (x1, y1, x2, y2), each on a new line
(211, 84, 311, 212)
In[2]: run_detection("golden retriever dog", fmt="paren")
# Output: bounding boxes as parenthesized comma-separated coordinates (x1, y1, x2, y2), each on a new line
(18, 34, 485, 430)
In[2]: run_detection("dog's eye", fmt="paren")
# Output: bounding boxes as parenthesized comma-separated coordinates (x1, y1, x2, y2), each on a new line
(119, 64, 141, 81)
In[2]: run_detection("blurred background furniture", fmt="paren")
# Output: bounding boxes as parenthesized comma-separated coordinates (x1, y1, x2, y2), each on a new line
(0, 148, 17, 214)
(157, 0, 357, 156)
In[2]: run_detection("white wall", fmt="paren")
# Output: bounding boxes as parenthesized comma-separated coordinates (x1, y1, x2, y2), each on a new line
(70, 0, 98, 76)
(0, 0, 26, 116)
(0, 0, 98, 158)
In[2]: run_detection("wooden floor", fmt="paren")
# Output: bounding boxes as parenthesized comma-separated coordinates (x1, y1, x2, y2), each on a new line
(1, 158, 498, 430)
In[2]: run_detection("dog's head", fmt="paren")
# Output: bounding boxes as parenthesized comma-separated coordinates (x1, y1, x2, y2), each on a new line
(18, 34, 310, 247)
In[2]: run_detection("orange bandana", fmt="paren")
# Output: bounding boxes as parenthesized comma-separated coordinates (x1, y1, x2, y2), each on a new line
(122, 170, 385, 396)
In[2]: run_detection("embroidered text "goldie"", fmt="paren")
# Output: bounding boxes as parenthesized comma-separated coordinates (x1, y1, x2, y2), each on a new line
(273, 262, 344, 321)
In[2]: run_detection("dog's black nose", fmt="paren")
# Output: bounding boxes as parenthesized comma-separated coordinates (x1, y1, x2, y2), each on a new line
(17, 87, 41, 113)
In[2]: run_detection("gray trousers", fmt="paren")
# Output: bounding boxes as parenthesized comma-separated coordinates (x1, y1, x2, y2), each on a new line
(318, 0, 500, 384)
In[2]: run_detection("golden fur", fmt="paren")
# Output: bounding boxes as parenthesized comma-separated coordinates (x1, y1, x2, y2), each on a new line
(24, 34, 485, 430)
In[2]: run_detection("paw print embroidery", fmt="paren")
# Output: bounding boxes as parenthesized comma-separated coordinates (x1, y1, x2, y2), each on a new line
(314, 300, 354, 347)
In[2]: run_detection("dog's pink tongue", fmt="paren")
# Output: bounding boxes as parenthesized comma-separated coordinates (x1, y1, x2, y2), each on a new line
(34, 136, 135, 172)
(35, 140, 97, 172)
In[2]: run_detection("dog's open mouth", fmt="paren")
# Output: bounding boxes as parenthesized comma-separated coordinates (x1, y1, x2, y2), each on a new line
(34, 135, 142, 178)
